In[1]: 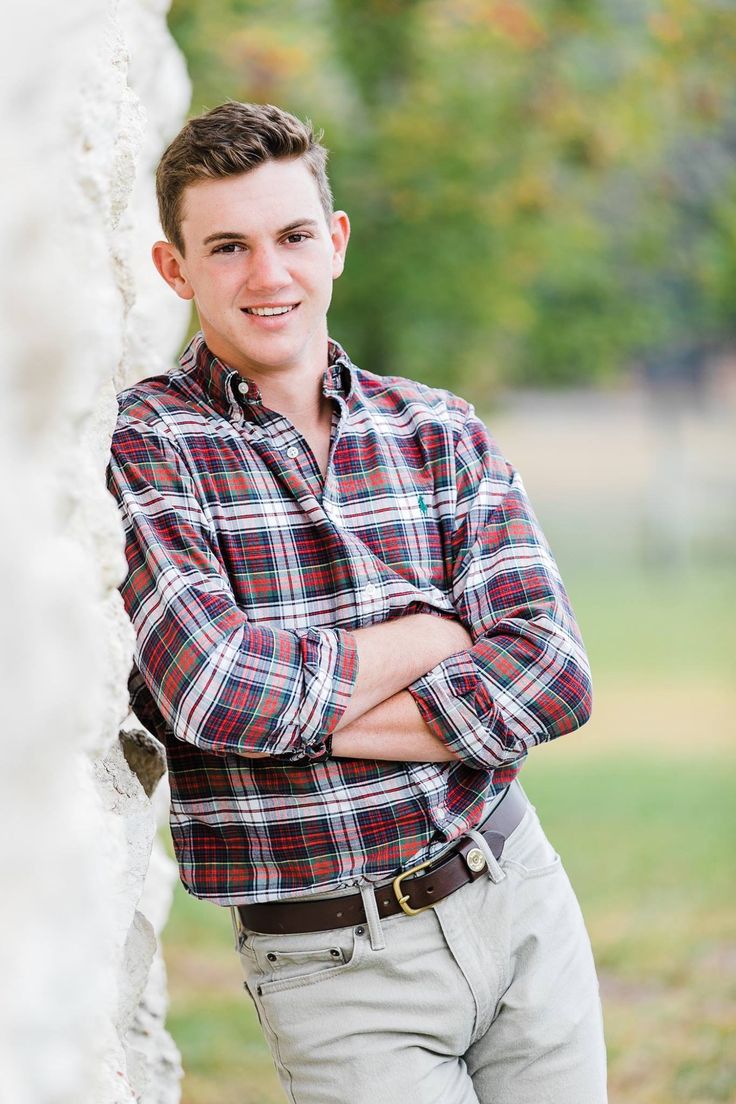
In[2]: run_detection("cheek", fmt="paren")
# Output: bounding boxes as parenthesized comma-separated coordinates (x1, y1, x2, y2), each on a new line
(193, 268, 242, 305)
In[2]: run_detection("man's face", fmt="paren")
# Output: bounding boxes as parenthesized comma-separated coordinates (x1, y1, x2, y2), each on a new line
(155, 158, 349, 381)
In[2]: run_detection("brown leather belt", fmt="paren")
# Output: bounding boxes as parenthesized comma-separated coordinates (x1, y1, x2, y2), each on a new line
(238, 781, 528, 935)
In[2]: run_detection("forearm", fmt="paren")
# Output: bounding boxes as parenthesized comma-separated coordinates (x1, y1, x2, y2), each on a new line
(229, 613, 471, 761)
(334, 614, 473, 730)
(332, 690, 460, 762)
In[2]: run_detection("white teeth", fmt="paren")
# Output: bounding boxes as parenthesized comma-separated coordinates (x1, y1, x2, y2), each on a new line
(245, 305, 295, 316)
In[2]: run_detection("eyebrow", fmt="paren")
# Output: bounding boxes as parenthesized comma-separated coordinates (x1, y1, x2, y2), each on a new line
(202, 218, 321, 246)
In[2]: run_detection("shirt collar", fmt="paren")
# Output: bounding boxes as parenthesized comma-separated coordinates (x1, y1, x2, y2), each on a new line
(325, 338, 355, 401)
(180, 331, 355, 420)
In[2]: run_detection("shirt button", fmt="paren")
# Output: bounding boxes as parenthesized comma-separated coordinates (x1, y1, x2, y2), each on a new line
(237, 381, 249, 396)
(364, 583, 379, 597)
(286, 446, 299, 459)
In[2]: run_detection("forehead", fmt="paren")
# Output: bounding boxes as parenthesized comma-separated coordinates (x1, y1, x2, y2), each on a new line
(180, 158, 325, 239)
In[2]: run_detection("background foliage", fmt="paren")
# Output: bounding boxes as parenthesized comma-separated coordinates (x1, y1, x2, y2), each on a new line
(169, 0, 736, 400)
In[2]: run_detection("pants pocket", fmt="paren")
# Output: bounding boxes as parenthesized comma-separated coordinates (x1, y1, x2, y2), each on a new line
(242, 924, 367, 997)
(500, 805, 561, 879)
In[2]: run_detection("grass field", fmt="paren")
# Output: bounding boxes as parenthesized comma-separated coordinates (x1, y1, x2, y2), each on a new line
(160, 567, 736, 1103)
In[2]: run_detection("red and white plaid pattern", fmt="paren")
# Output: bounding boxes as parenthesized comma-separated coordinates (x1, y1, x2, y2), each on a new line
(108, 332, 591, 904)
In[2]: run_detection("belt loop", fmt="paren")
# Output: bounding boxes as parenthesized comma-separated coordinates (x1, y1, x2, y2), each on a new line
(465, 829, 506, 884)
(359, 883, 386, 951)
(229, 905, 244, 951)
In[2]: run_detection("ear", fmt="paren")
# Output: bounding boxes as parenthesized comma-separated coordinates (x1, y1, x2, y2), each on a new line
(152, 240, 195, 301)
(330, 211, 351, 280)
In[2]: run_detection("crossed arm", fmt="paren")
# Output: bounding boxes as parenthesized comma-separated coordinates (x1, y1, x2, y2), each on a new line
(333, 688, 460, 762)
(248, 615, 470, 763)
(110, 408, 591, 770)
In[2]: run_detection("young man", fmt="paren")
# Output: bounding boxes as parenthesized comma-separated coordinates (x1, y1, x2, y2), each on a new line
(108, 102, 607, 1103)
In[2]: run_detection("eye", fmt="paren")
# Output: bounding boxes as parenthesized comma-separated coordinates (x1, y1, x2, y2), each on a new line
(284, 232, 311, 244)
(212, 242, 245, 254)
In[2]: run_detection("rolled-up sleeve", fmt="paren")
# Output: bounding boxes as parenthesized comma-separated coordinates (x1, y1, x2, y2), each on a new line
(407, 410, 592, 770)
(108, 414, 357, 760)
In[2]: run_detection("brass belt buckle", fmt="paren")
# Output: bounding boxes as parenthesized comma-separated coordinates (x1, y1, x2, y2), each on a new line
(392, 858, 435, 916)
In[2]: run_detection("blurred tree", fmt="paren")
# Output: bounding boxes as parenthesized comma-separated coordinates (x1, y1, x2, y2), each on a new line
(167, 0, 736, 398)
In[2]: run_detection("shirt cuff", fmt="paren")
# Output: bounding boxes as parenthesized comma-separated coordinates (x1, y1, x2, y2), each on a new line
(408, 650, 499, 770)
(288, 626, 358, 761)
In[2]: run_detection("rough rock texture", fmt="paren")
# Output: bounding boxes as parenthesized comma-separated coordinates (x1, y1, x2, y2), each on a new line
(0, 1, 191, 1102)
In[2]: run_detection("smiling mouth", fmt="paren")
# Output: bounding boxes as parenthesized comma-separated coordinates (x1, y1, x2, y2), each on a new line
(242, 304, 298, 317)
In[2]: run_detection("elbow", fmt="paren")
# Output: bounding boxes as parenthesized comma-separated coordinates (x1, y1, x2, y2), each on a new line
(556, 655, 593, 736)
(573, 675, 593, 731)
(579, 664, 594, 726)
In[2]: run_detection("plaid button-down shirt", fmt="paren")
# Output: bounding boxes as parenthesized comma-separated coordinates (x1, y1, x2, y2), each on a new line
(108, 332, 592, 905)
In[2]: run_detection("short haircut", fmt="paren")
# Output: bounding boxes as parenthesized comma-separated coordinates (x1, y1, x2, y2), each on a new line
(155, 101, 333, 254)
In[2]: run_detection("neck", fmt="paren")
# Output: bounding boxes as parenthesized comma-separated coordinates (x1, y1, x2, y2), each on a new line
(203, 329, 333, 427)
(249, 360, 331, 426)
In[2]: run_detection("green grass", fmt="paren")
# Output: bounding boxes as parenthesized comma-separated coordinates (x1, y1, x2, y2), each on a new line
(563, 565, 736, 683)
(529, 755, 736, 1104)
(160, 566, 736, 1103)
(523, 754, 736, 925)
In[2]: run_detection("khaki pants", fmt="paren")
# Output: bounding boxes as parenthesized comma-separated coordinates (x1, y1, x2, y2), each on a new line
(232, 798, 607, 1104)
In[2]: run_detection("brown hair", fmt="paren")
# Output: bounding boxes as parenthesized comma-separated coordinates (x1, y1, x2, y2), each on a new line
(155, 101, 333, 254)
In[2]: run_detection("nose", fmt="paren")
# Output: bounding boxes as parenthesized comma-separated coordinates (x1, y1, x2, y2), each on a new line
(246, 245, 290, 294)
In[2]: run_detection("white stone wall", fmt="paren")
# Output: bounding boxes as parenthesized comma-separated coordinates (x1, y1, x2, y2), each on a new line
(0, 2, 191, 1102)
